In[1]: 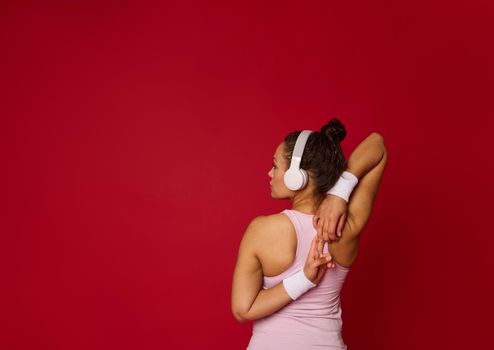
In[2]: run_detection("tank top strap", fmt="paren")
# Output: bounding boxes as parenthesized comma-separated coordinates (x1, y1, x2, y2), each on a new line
(280, 209, 304, 262)
(262, 209, 323, 289)
(282, 209, 323, 257)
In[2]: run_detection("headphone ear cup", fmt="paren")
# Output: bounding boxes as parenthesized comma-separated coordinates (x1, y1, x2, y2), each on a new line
(284, 169, 304, 191)
(283, 129, 313, 191)
(299, 169, 308, 189)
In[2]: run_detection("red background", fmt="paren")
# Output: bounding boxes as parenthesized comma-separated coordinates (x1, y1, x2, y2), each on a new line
(1, 1, 493, 349)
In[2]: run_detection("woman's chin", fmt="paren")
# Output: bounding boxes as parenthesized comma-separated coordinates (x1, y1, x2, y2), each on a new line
(270, 190, 276, 198)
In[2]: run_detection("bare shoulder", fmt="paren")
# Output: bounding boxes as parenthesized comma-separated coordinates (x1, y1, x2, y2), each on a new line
(241, 213, 297, 276)
(243, 213, 293, 243)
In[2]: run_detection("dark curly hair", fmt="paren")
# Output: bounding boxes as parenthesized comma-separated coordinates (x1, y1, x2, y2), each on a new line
(282, 118, 348, 207)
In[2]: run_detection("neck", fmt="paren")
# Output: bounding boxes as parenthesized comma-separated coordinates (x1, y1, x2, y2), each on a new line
(290, 190, 321, 215)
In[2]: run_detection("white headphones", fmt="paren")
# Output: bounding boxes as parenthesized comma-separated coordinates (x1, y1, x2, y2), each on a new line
(283, 130, 314, 191)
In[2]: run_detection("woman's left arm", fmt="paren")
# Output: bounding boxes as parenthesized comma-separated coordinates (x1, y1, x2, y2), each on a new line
(231, 217, 293, 323)
(231, 217, 330, 323)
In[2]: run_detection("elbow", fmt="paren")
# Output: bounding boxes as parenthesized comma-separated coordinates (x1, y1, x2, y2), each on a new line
(232, 302, 257, 323)
(231, 302, 250, 323)
(370, 132, 385, 144)
(370, 132, 387, 154)
(232, 309, 250, 323)
(233, 313, 248, 323)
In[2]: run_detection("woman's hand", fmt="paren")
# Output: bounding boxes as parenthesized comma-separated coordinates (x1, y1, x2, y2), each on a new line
(313, 194, 348, 242)
(303, 236, 333, 285)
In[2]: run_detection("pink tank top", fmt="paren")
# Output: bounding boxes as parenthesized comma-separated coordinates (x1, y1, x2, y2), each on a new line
(247, 209, 350, 350)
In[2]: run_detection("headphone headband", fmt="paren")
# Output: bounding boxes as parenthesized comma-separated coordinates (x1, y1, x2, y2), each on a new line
(283, 130, 313, 191)
(291, 130, 313, 160)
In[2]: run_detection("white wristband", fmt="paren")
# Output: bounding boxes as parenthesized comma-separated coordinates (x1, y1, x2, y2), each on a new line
(327, 171, 359, 202)
(282, 270, 316, 300)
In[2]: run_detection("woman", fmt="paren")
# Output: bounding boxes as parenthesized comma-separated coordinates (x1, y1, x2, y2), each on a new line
(231, 118, 388, 349)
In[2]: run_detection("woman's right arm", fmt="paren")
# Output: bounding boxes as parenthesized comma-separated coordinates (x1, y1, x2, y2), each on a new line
(329, 132, 388, 266)
(347, 132, 387, 180)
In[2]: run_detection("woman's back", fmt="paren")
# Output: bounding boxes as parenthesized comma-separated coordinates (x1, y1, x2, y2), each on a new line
(247, 209, 350, 350)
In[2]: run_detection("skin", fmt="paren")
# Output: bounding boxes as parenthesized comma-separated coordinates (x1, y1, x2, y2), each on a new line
(231, 133, 388, 323)
(314, 195, 348, 242)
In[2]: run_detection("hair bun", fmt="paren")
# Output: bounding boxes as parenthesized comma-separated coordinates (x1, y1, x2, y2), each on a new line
(320, 118, 346, 143)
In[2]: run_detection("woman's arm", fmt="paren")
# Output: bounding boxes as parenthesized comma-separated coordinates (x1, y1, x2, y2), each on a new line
(346, 132, 387, 180)
(314, 132, 386, 242)
(231, 217, 330, 323)
(345, 132, 388, 236)
(231, 217, 294, 323)
(328, 133, 388, 266)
